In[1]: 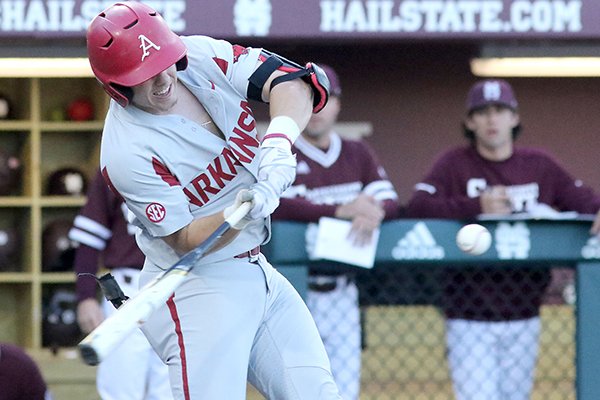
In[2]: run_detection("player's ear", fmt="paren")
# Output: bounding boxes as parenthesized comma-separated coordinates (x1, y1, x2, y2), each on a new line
(327, 96, 341, 114)
(510, 111, 520, 128)
(464, 115, 476, 131)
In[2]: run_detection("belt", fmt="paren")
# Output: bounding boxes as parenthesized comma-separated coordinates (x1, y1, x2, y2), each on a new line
(235, 246, 260, 259)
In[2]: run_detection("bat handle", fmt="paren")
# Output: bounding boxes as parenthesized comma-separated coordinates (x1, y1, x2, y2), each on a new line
(225, 201, 252, 227)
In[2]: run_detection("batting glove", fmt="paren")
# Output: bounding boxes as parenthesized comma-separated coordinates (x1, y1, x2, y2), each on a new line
(223, 189, 255, 230)
(247, 181, 281, 220)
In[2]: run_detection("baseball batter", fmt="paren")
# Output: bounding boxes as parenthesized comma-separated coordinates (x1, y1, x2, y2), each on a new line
(69, 170, 172, 400)
(273, 65, 400, 400)
(86, 2, 341, 399)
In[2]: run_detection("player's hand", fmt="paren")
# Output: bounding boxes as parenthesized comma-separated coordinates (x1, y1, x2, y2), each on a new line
(348, 214, 381, 247)
(223, 189, 255, 230)
(335, 194, 384, 222)
(77, 298, 105, 334)
(247, 181, 280, 220)
(480, 186, 512, 214)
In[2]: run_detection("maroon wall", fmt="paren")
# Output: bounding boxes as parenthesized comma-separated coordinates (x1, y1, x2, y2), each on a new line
(253, 41, 600, 204)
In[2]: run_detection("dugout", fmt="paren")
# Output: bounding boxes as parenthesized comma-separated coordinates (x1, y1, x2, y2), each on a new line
(0, 1, 599, 399)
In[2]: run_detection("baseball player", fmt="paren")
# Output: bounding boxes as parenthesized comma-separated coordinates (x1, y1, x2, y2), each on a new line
(68, 170, 172, 400)
(407, 79, 600, 400)
(272, 64, 400, 400)
(86, 2, 341, 399)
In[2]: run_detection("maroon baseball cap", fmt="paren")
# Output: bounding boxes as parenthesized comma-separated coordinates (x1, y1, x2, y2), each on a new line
(319, 64, 342, 97)
(466, 79, 518, 113)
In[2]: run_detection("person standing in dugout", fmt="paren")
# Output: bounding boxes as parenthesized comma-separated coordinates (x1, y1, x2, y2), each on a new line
(69, 169, 172, 400)
(407, 79, 600, 400)
(86, 2, 341, 399)
(272, 64, 400, 400)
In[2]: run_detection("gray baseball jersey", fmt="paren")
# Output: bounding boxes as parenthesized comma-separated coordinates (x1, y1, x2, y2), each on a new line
(101, 36, 267, 271)
(99, 35, 340, 399)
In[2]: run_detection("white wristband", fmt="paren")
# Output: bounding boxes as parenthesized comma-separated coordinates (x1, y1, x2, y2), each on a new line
(262, 116, 300, 148)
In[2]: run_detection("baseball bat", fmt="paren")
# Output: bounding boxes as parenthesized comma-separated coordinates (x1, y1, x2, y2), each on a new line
(78, 201, 252, 366)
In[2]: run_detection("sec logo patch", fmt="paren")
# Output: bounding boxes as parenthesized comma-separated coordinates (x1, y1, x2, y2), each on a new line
(146, 203, 166, 223)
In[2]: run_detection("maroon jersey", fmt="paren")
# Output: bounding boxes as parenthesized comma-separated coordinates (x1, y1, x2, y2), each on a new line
(69, 170, 146, 302)
(0, 343, 50, 400)
(407, 145, 600, 321)
(272, 133, 400, 222)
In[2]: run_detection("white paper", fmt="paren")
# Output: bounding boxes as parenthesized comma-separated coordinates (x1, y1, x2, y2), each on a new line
(312, 217, 380, 269)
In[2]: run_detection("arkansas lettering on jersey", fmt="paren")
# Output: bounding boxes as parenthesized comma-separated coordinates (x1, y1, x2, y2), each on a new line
(151, 100, 260, 208)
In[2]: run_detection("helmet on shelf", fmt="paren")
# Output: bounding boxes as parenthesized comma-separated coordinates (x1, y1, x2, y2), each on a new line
(0, 148, 22, 196)
(42, 218, 78, 272)
(42, 289, 82, 348)
(46, 167, 88, 196)
(0, 225, 21, 272)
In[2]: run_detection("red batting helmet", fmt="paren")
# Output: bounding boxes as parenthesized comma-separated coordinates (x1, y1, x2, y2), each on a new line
(86, 2, 188, 107)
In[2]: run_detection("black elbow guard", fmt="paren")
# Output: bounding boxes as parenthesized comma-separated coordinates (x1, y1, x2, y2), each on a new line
(248, 51, 330, 113)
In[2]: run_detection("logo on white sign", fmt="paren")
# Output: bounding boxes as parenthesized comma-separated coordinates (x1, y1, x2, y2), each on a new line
(582, 236, 600, 259)
(234, 0, 272, 36)
(495, 222, 530, 259)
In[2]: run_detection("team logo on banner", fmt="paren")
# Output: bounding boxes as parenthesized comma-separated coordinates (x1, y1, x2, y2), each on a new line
(495, 222, 530, 259)
(233, 0, 272, 36)
(582, 236, 600, 259)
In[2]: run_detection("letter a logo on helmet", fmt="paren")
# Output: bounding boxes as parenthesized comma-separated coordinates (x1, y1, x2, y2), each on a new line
(86, 2, 188, 107)
(139, 34, 161, 61)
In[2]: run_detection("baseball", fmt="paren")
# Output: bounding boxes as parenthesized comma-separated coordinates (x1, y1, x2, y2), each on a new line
(456, 224, 492, 255)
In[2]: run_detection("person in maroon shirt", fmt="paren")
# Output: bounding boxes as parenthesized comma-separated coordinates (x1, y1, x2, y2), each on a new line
(272, 65, 400, 400)
(407, 79, 600, 400)
(0, 342, 52, 400)
(68, 170, 172, 399)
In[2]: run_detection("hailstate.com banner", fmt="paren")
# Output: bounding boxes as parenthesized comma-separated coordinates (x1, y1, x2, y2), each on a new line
(0, 0, 598, 39)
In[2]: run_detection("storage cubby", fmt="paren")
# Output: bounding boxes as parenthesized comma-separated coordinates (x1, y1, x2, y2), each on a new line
(0, 76, 107, 349)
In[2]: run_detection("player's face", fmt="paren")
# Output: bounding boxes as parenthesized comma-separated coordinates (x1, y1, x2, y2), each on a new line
(131, 65, 179, 115)
(303, 96, 341, 139)
(466, 105, 519, 153)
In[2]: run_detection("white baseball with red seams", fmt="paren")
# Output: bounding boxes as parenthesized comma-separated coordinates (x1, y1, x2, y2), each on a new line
(456, 224, 492, 255)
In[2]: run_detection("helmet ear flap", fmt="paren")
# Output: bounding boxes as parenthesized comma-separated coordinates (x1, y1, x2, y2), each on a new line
(110, 83, 134, 107)
(176, 56, 188, 71)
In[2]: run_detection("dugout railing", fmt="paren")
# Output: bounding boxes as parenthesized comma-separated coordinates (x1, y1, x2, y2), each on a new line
(263, 217, 600, 400)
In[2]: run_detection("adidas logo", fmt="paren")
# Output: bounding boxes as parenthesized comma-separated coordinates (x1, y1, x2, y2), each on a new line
(392, 222, 445, 260)
(582, 236, 600, 259)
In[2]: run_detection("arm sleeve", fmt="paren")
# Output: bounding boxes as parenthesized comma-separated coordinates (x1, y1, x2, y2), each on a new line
(70, 171, 111, 302)
(406, 152, 481, 219)
(74, 244, 101, 302)
(180, 36, 262, 99)
(103, 153, 193, 238)
(359, 141, 401, 220)
(544, 156, 600, 213)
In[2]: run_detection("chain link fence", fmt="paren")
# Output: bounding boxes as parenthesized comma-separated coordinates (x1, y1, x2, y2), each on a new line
(247, 265, 575, 400)
(354, 265, 575, 400)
